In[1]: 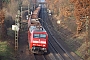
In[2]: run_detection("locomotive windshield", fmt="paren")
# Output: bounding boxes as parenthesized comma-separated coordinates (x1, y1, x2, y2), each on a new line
(33, 34, 46, 38)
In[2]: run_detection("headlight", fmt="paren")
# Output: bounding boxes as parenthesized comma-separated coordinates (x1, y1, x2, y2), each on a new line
(33, 44, 35, 45)
(42, 48, 46, 50)
(43, 45, 46, 47)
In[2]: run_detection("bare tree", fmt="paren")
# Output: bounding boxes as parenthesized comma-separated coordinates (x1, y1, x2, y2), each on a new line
(0, 1, 5, 39)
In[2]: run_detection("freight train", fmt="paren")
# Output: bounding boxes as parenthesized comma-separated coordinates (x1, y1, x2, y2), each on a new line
(28, 6, 48, 54)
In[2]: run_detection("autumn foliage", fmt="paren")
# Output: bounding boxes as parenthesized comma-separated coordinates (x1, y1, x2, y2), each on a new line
(47, 0, 71, 18)
(70, 0, 90, 34)
(47, 0, 90, 34)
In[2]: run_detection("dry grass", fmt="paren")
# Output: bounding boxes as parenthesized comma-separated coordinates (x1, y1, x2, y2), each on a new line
(0, 41, 15, 60)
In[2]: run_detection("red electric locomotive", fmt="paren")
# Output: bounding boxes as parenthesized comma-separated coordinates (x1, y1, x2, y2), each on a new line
(28, 26, 48, 54)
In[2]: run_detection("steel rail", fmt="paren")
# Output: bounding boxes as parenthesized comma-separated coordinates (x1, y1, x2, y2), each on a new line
(48, 39, 64, 60)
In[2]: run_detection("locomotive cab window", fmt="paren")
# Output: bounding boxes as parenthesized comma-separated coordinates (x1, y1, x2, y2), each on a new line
(33, 34, 39, 38)
(40, 34, 46, 38)
(33, 34, 46, 38)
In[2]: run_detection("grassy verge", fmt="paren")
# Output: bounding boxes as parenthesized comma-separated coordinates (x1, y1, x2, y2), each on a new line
(0, 41, 15, 60)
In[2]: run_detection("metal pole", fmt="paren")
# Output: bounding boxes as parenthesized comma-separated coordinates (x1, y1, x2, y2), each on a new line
(15, 15, 18, 51)
(85, 16, 89, 55)
(21, 7, 22, 18)
(20, 7, 22, 29)
(28, 4, 30, 16)
(15, 10, 20, 51)
(42, 4, 43, 27)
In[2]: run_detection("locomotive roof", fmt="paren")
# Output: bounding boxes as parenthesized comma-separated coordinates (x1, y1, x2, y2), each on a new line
(29, 26, 46, 32)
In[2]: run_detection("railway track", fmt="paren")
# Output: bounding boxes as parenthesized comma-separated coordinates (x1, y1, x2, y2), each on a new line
(34, 54, 46, 60)
(46, 16, 82, 60)
(48, 41, 64, 60)
(46, 19, 82, 60)
(48, 30, 74, 60)
(39, 6, 82, 60)
(45, 21, 75, 60)
(34, 50, 61, 60)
